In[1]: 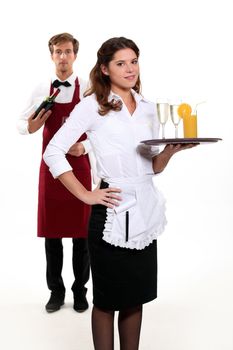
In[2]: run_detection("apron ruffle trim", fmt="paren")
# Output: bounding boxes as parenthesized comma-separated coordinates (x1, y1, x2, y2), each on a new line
(102, 181, 167, 250)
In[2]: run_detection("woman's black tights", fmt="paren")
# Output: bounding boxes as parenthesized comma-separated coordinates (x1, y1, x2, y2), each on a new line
(91, 304, 143, 350)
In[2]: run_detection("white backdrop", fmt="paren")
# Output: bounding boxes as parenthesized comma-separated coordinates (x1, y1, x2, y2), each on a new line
(0, 0, 233, 349)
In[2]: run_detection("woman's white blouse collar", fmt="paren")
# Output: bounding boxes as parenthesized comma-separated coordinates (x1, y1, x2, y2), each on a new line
(108, 90, 149, 104)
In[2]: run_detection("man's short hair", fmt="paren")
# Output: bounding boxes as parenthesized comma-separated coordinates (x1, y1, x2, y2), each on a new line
(48, 33, 79, 54)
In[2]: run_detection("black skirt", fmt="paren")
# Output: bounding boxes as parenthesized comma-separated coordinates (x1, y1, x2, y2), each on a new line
(88, 181, 157, 311)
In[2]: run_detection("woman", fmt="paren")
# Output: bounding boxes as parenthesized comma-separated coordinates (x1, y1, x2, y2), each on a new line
(44, 37, 195, 350)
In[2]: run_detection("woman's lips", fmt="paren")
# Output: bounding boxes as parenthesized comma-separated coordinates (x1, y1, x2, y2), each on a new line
(124, 75, 136, 80)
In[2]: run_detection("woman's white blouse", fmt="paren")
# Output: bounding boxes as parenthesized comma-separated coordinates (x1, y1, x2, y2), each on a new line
(44, 91, 167, 249)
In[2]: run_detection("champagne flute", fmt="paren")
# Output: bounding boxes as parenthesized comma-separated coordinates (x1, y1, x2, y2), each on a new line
(156, 102, 169, 139)
(170, 104, 181, 138)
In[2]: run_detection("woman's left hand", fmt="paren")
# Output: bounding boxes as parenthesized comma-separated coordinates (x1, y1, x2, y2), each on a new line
(163, 143, 198, 156)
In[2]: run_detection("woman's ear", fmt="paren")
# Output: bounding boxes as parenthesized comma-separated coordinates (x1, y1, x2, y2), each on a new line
(100, 64, 109, 76)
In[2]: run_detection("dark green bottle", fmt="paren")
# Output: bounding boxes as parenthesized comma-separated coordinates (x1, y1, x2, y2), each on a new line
(32, 88, 61, 119)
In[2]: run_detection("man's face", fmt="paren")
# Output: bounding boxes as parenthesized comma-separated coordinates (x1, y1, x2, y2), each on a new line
(51, 41, 76, 76)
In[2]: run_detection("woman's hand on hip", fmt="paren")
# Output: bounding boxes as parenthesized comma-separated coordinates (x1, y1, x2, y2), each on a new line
(83, 187, 122, 208)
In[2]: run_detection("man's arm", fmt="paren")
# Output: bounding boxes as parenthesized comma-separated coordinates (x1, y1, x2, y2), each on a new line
(16, 82, 51, 135)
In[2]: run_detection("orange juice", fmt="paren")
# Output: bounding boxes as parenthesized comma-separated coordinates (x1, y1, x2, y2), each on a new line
(183, 114, 197, 138)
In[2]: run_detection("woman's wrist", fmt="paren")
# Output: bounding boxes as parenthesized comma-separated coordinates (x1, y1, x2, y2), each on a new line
(153, 149, 172, 173)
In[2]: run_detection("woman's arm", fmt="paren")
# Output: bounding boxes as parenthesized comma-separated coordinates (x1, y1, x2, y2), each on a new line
(152, 143, 197, 174)
(43, 98, 121, 207)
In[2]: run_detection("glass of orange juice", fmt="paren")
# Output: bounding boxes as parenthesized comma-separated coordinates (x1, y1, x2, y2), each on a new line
(178, 103, 199, 138)
(183, 113, 197, 138)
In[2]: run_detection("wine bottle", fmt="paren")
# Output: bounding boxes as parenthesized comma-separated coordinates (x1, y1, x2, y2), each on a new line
(32, 88, 61, 119)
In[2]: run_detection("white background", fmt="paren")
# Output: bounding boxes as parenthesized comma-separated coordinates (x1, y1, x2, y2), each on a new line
(0, 0, 233, 349)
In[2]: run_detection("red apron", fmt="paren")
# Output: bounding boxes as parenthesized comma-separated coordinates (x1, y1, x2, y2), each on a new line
(37, 78, 91, 238)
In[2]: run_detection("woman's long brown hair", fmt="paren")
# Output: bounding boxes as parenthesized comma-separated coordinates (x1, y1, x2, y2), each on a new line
(84, 37, 141, 116)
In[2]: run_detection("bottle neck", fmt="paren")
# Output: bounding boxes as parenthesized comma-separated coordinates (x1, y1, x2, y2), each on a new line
(48, 88, 61, 101)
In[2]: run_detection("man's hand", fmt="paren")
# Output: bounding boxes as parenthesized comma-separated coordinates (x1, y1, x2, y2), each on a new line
(28, 109, 52, 133)
(68, 142, 85, 157)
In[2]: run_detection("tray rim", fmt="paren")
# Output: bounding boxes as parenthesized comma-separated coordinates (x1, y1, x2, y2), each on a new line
(140, 137, 222, 145)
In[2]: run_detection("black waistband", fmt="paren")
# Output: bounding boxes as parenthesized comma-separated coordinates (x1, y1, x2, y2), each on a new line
(100, 180, 109, 190)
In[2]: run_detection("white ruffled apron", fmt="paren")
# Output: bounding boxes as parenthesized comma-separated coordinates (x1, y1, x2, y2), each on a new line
(102, 175, 167, 250)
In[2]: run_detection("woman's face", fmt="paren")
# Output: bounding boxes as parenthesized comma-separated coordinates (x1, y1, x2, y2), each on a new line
(101, 48, 139, 93)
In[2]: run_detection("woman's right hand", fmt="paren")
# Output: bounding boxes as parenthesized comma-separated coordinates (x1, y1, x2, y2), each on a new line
(28, 108, 52, 133)
(58, 171, 121, 208)
(83, 187, 122, 208)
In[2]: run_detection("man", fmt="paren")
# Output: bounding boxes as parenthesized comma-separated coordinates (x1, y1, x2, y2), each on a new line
(17, 33, 91, 313)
